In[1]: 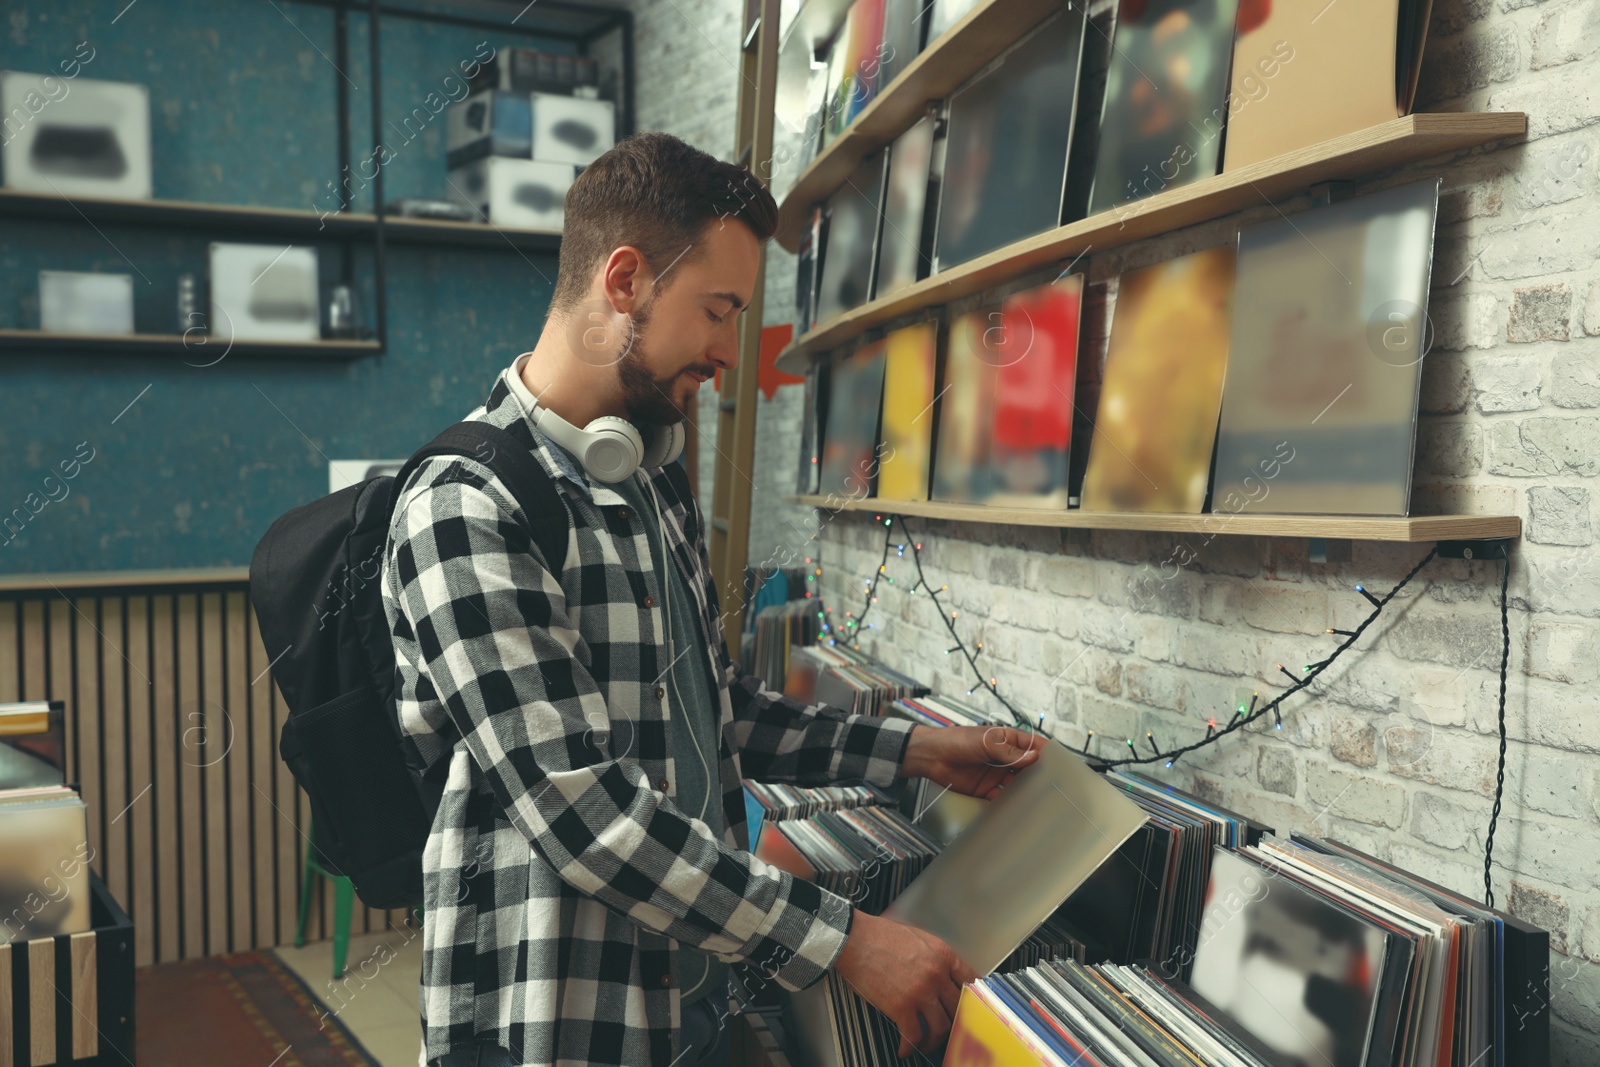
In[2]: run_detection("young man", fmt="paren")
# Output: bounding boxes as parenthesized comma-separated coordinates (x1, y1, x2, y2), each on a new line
(381, 132, 1043, 1067)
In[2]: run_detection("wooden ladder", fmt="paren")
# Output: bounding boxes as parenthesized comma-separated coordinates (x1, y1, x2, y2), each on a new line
(706, 0, 780, 643)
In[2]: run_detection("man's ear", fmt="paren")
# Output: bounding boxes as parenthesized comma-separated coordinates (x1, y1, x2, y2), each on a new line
(601, 246, 654, 314)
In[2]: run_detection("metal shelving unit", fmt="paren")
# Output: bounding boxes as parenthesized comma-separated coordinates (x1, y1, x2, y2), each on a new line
(0, 0, 632, 359)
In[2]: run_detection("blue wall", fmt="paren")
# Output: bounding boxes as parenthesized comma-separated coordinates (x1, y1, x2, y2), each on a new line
(0, 1, 568, 573)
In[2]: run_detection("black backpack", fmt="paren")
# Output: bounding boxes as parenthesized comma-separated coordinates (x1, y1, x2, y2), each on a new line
(248, 422, 569, 910)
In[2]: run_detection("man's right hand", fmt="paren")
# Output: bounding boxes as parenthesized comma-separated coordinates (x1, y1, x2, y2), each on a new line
(832, 910, 978, 1057)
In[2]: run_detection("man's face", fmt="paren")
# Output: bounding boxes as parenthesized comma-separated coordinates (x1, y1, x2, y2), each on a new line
(616, 220, 758, 426)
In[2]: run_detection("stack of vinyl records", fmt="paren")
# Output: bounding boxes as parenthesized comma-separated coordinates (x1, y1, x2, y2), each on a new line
(0, 784, 92, 943)
(745, 782, 889, 824)
(969, 957, 1293, 1067)
(887, 693, 1008, 729)
(788, 646, 927, 717)
(1053, 771, 1270, 976)
(746, 599, 824, 689)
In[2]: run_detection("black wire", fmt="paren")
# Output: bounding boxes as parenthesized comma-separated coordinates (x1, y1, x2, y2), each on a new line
(1483, 553, 1511, 909)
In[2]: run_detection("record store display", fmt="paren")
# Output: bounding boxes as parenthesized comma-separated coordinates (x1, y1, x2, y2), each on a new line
(817, 342, 888, 498)
(815, 151, 889, 324)
(0, 701, 67, 791)
(875, 321, 939, 503)
(1080, 245, 1235, 513)
(930, 307, 1001, 504)
(1223, 0, 1432, 172)
(797, 357, 827, 493)
(791, 644, 927, 716)
(1086, 0, 1241, 217)
(0, 784, 92, 941)
(874, 113, 941, 300)
(987, 275, 1083, 509)
(1211, 180, 1440, 516)
(933, 7, 1087, 273)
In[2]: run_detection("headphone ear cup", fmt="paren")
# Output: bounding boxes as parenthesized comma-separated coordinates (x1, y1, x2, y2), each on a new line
(580, 417, 645, 483)
(640, 421, 687, 469)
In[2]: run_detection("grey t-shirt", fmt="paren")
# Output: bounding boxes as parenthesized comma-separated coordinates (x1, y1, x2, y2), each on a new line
(610, 468, 730, 1004)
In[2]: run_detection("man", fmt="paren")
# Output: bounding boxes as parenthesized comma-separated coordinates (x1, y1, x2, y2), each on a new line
(381, 131, 1043, 1067)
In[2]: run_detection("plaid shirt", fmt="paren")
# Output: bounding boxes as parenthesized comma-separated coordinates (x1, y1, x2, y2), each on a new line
(381, 359, 915, 1067)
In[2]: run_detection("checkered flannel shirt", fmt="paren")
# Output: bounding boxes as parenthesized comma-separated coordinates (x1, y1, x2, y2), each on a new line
(381, 362, 915, 1067)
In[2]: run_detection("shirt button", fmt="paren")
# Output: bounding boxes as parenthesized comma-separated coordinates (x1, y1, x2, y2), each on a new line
(643, 594, 656, 608)
(655, 685, 666, 699)
(659, 778, 670, 792)
(617, 507, 631, 520)
(660, 974, 673, 988)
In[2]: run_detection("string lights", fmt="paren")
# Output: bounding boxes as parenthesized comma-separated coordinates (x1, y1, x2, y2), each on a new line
(825, 515, 1513, 907)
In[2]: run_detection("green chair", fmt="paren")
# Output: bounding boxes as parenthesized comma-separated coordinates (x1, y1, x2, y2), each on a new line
(295, 821, 354, 980)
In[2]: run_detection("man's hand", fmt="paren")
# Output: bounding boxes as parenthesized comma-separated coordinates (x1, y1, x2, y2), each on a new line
(900, 725, 1046, 800)
(833, 910, 978, 1057)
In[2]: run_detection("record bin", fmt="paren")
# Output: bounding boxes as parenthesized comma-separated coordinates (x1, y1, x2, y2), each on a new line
(0, 869, 135, 1066)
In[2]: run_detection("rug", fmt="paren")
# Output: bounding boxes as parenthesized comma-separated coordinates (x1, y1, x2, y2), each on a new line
(137, 950, 379, 1066)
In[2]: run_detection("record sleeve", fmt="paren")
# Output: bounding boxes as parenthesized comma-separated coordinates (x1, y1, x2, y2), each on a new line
(875, 321, 940, 502)
(1210, 180, 1440, 516)
(815, 151, 889, 324)
(817, 342, 888, 498)
(875, 112, 940, 300)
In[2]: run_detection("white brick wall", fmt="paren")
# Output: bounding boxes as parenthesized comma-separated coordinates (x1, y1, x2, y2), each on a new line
(635, 0, 1600, 1058)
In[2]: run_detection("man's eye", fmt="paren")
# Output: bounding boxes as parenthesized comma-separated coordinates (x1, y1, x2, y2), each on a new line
(706, 309, 724, 324)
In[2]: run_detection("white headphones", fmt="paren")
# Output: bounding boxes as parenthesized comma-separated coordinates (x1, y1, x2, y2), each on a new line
(527, 402, 686, 483)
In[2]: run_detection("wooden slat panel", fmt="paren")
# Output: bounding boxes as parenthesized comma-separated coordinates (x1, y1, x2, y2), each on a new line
(151, 595, 181, 963)
(274, 678, 300, 953)
(226, 591, 253, 952)
(48, 599, 73, 791)
(99, 598, 130, 919)
(175, 593, 204, 959)
(0, 942, 11, 1067)
(73, 597, 104, 891)
(246, 603, 279, 949)
(69, 932, 97, 1059)
(28, 937, 53, 1067)
(201, 592, 229, 954)
(125, 596, 156, 967)
(0, 600, 19, 702)
(20, 600, 45, 702)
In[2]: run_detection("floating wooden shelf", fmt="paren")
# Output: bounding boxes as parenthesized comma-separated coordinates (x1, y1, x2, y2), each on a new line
(774, 111, 1527, 375)
(772, 0, 1060, 250)
(0, 188, 563, 252)
(785, 495, 1522, 543)
(0, 328, 381, 359)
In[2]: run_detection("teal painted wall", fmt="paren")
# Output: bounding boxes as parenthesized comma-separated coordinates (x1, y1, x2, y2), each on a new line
(0, 2, 568, 573)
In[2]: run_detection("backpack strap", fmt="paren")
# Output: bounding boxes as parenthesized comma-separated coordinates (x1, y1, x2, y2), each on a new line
(393, 422, 569, 574)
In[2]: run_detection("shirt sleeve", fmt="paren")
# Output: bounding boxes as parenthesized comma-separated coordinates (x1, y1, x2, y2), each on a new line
(726, 665, 916, 789)
(388, 462, 852, 990)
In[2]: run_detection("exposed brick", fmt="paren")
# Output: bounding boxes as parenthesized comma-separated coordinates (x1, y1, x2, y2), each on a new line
(1197, 578, 1241, 625)
(1488, 68, 1600, 139)
(1511, 881, 1572, 953)
(1304, 761, 1406, 828)
(1420, 354, 1473, 415)
(1587, 277, 1600, 336)
(1582, 908, 1600, 962)
(1123, 662, 1186, 712)
(1486, 416, 1600, 476)
(1240, 583, 1328, 635)
(1531, 0, 1600, 70)
(1256, 745, 1296, 796)
(1472, 354, 1544, 411)
(1429, 289, 1502, 352)
(1508, 285, 1573, 342)
(1038, 555, 1096, 599)
(1383, 725, 1501, 796)
(1416, 23, 1519, 105)
(1330, 716, 1379, 767)
(1551, 350, 1600, 407)
(1411, 791, 1482, 851)
(1173, 626, 1255, 676)
(1385, 608, 1506, 669)
(1415, 421, 1483, 476)
(1528, 486, 1594, 545)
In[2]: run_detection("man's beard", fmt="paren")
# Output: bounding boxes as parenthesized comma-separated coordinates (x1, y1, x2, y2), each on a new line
(615, 303, 710, 428)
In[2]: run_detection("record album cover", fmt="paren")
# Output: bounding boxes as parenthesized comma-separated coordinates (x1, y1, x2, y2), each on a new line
(1211, 179, 1439, 516)
(988, 276, 1083, 509)
(815, 151, 888, 324)
(817, 342, 889, 498)
(931, 307, 1001, 503)
(875, 322, 939, 502)
(875, 112, 940, 300)
(933, 6, 1087, 272)
(1080, 246, 1234, 513)
(1086, 0, 1241, 217)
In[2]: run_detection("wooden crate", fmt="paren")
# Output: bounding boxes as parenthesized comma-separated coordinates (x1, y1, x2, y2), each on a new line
(0, 872, 134, 1067)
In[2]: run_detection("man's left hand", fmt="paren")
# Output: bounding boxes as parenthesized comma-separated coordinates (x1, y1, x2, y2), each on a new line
(899, 725, 1047, 800)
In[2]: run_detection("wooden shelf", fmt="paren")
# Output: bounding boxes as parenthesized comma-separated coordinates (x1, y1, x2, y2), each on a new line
(785, 495, 1522, 543)
(0, 188, 563, 253)
(774, 111, 1527, 375)
(773, 0, 1060, 250)
(0, 328, 381, 359)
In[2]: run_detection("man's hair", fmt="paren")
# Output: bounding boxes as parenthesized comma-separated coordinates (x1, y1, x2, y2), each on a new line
(550, 131, 778, 314)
